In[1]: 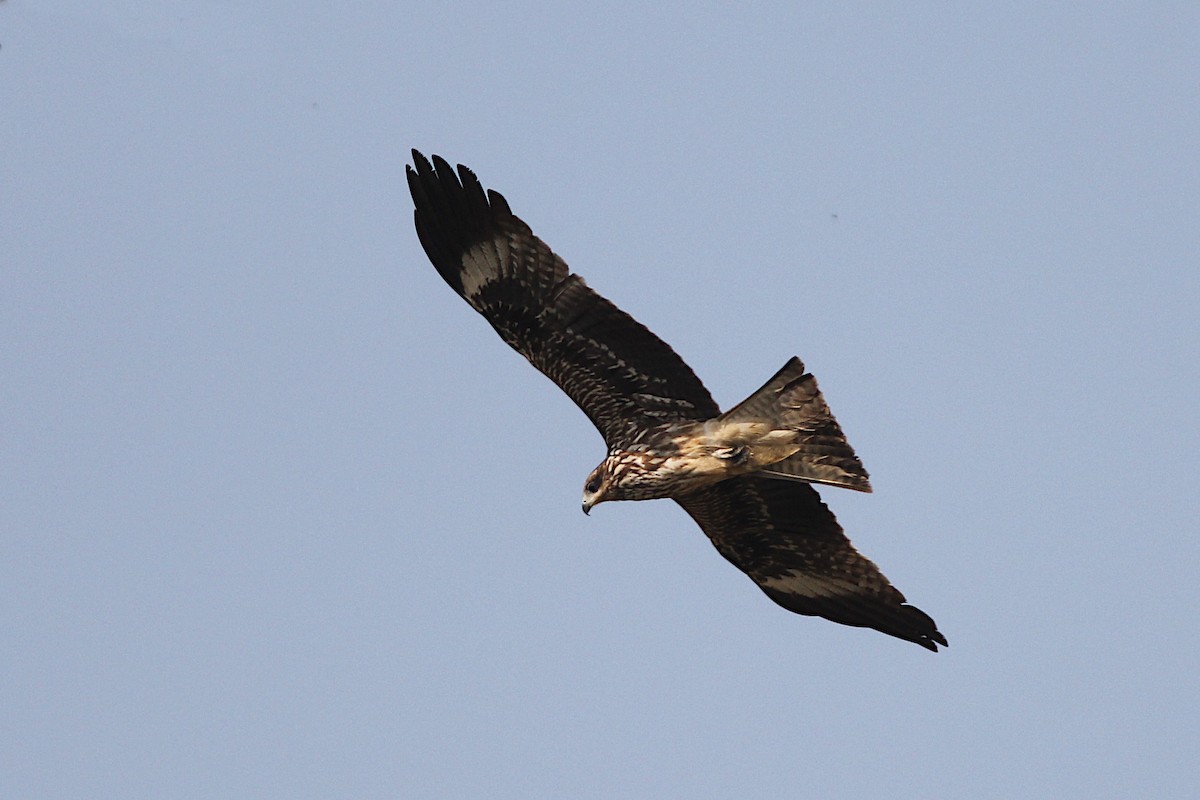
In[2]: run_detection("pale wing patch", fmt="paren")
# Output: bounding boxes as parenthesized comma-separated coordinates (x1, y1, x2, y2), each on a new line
(759, 570, 861, 598)
(460, 240, 503, 302)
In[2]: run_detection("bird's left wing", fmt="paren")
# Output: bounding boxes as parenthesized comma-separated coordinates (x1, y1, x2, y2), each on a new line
(675, 476, 947, 651)
(407, 150, 718, 446)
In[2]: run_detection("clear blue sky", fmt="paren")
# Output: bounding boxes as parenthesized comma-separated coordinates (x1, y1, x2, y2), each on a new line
(3, 3, 1198, 798)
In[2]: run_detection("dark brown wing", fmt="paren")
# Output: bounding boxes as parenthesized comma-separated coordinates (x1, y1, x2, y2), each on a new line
(676, 476, 947, 651)
(407, 150, 718, 446)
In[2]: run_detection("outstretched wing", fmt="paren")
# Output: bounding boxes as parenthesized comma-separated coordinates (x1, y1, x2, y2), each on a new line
(676, 477, 947, 651)
(407, 150, 718, 446)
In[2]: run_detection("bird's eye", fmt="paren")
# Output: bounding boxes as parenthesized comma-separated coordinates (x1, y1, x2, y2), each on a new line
(585, 475, 602, 494)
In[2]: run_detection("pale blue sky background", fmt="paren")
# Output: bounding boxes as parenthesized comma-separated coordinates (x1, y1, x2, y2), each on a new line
(3, 3, 1198, 798)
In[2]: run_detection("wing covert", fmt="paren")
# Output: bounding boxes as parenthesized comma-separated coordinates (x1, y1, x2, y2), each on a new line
(408, 150, 718, 445)
(675, 476, 947, 651)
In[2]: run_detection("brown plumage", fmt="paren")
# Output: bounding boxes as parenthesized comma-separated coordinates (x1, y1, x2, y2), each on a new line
(407, 150, 946, 652)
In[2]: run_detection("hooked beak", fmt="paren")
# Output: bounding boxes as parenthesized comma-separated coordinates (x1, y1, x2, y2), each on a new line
(582, 469, 607, 515)
(582, 485, 604, 515)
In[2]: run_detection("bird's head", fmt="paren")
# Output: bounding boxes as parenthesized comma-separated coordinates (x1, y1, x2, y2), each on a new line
(582, 449, 676, 513)
(581, 460, 613, 515)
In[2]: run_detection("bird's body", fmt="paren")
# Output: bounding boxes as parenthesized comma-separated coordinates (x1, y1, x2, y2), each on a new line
(583, 357, 875, 507)
(584, 419, 798, 504)
(407, 150, 947, 651)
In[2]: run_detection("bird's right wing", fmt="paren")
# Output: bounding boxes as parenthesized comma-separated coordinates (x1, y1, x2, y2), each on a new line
(675, 476, 947, 651)
(407, 151, 719, 446)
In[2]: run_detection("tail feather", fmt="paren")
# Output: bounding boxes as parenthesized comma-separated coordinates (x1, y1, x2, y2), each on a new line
(721, 358, 872, 493)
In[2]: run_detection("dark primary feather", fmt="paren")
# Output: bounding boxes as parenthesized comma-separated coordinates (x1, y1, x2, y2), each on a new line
(677, 477, 946, 651)
(407, 150, 717, 446)
(408, 150, 947, 651)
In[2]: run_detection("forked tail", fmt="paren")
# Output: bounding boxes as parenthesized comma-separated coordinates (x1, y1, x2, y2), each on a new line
(719, 357, 872, 492)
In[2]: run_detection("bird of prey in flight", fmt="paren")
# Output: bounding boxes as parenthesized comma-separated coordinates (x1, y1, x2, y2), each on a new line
(407, 151, 946, 651)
